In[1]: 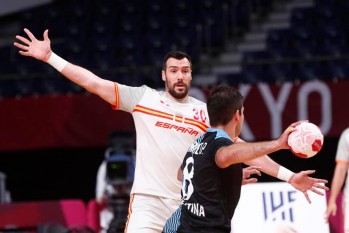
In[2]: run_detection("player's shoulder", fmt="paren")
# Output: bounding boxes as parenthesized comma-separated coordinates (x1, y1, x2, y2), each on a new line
(188, 95, 206, 106)
(132, 85, 162, 97)
(144, 86, 164, 95)
(118, 83, 149, 92)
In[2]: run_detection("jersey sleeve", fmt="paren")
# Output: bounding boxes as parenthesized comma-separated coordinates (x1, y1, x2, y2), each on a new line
(114, 83, 147, 112)
(335, 128, 349, 163)
(209, 138, 233, 163)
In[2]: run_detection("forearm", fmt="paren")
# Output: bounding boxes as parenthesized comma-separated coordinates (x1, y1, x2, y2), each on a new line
(245, 155, 280, 177)
(217, 140, 282, 168)
(246, 155, 294, 182)
(61, 63, 98, 90)
(329, 165, 347, 203)
(48, 52, 116, 105)
(329, 182, 342, 204)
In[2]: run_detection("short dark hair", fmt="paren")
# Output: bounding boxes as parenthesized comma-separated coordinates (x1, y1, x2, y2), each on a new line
(162, 51, 192, 70)
(207, 84, 244, 126)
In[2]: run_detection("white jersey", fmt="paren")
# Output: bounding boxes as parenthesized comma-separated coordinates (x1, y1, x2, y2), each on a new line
(115, 84, 209, 200)
(335, 128, 349, 231)
(336, 128, 349, 198)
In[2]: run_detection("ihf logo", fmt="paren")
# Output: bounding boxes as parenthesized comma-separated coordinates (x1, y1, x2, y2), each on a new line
(262, 190, 297, 222)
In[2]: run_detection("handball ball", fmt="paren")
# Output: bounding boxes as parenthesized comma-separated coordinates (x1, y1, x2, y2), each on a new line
(287, 122, 324, 158)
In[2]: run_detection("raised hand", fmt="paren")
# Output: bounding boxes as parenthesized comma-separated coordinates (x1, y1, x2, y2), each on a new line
(14, 28, 52, 62)
(288, 170, 329, 203)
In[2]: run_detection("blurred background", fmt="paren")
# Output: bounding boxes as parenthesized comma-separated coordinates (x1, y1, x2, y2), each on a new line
(0, 0, 348, 232)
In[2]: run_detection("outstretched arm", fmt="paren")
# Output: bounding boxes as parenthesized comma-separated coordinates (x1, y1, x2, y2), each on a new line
(234, 132, 329, 204)
(245, 155, 328, 203)
(246, 155, 328, 203)
(14, 28, 116, 105)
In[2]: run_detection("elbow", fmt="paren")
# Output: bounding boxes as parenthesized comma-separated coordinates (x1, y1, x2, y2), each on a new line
(84, 79, 96, 93)
(216, 147, 244, 168)
(215, 148, 232, 168)
(85, 79, 104, 96)
(215, 155, 225, 168)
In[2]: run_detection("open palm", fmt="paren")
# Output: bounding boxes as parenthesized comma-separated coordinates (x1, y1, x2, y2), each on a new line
(289, 170, 328, 203)
(14, 28, 52, 62)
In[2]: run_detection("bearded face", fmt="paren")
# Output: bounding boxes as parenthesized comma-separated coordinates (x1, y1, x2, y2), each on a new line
(166, 78, 190, 99)
(162, 57, 192, 101)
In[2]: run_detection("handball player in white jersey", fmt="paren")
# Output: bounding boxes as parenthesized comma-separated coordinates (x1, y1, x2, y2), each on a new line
(15, 29, 328, 233)
(325, 128, 349, 232)
(14, 29, 209, 232)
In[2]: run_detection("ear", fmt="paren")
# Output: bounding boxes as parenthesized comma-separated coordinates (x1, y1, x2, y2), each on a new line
(162, 70, 166, 81)
(234, 110, 240, 121)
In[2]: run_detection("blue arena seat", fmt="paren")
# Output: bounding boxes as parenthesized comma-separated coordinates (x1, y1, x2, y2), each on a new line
(5, 0, 349, 96)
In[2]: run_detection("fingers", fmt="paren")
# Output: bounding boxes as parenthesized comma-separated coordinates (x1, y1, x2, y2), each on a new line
(246, 166, 262, 176)
(308, 182, 328, 195)
(289, 122, 299, 128)
(14, 42, 31, 57)
(313, 183, 329, 191)
(310, 187, 324, 196)
(254, 170, 262, 177)
(308, 177, 329, 189)
(243, 166, 262, 178)
(18, 51, 31, 57)
(15, 35, 31, 45)
(311, 178, 329, 185)
(242, 166, 261, 185)
(243, 178, 258, 185)
(303, 192, 311, 204)
(300, 170, 329, 184)
(324, 209, 336, 223)
(290, 120, 308, 128)
(13, 42, 29, 51)
(300, 170, 316, 176)
(285, 126, 295, 134)
(43, 29, 50, 42)
(24, 28, 36, 41)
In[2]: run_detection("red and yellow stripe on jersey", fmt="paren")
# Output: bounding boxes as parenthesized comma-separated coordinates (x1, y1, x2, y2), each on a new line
(133, 105, 208, 132)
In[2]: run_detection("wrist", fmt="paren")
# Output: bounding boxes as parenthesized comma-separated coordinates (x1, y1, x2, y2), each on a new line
(328, 198, 336, 204)
(47, 52, 68, 72)
(277, 166, 294, 182)
(328, 195, 337, 203)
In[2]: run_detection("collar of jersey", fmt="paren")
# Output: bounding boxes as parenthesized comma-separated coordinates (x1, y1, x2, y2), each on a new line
(207, 128, 232, 141)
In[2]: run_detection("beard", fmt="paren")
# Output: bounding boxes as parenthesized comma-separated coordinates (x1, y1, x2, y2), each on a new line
(167, 82, 189, 99)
